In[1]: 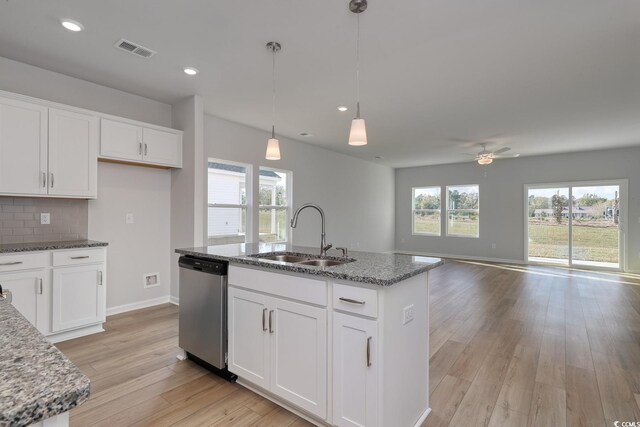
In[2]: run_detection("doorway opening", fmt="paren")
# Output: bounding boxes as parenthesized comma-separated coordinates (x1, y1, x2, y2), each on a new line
(526, 180, 627, 270)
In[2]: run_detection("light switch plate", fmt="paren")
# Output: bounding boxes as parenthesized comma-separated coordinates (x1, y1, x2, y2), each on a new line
(40, 213, 50, 225)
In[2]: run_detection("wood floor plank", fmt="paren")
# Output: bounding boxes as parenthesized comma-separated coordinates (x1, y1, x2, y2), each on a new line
(55, 261, 640, 427)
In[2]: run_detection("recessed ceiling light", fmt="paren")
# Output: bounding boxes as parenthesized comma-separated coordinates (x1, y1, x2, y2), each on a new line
(299, 132, 313, 137)
(60, 19, 84, 32)
(183, 67, 199, 76)
(338, 106, 348, 112)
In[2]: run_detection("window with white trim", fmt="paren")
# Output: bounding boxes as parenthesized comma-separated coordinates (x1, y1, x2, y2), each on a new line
(207, 160, 249, 245)
(412, 187, 441, 236)
(259, 167, 291, 243)
(446, 185, 479, 237)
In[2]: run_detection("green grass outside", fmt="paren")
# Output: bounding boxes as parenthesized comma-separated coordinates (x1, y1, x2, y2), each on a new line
(528, 219, 618, 263)
(414, 215, 478, 236)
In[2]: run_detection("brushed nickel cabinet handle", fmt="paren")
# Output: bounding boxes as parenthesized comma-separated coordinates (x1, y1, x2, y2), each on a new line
(138, 142, 142, 155)
(366, 336, 372, 367)
(269, 310, 274, 333)
(144, 143, 148, 156)
(0, 261, 23, 266)
(38, 278, 43, 295)
(42, 172, 46, 188)
(262, 308, 268, 331)
(98, 271, 103, 286)
(50, 172, 54, 188)
(70, 256, 90, 259)
(339, 297, 365, 305)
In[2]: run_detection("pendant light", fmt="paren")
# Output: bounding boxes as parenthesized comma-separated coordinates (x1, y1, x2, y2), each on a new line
(348, 0, 368, 146)
(266, 41, 282, 160)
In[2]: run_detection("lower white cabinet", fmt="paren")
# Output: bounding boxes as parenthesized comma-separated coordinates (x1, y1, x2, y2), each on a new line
(333, 312, 378, 427)
(228, 286, 328, 419)
(52, 264, 105, 332)
(0, 247, 107, 341)
(0, 269, 48, 334)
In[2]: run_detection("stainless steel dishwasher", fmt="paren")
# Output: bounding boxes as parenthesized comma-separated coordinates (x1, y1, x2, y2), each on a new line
(178, 256, 237, 382)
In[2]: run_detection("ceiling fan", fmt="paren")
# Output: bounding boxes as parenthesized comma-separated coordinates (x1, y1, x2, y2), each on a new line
(472, 143, 515, 165)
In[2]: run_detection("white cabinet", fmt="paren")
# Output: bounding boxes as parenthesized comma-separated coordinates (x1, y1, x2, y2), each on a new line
(0, 97, 48, 195)
(228, 286, 271, 389)
(48, 108, 98, 198)
(333, 312, 378, 427)
(100, 118, 182, 168)
(0, 269, 48, 334)
(228, 285, 328, 419)
(51, 264, 105, 332)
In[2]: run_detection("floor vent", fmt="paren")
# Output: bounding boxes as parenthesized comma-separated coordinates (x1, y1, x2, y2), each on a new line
(114, 38, 157, 59)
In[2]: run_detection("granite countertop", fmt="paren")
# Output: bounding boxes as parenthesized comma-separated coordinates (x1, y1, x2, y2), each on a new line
(0, 240, 108, 254)
(0, 300, 90, 427)
(176, 243, 443, 286)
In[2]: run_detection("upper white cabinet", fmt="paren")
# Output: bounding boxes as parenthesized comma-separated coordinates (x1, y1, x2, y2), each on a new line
(100, 118, 182, 168)
(48, 108, 98, 198)
(0, 97, 48, 196)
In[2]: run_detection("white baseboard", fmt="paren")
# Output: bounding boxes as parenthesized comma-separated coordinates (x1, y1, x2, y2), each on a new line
(48, 324, 104, 344)
(106, 295, 171, 316)
(393, 250, 525, 265)
(169, 295, 179, 306)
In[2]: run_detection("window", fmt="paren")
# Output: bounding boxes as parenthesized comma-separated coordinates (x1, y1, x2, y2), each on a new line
(446, 185, 479, 237)
(259, 167, 291, 243)
(412, 187, 441, 235)
(207, 160, 249, 245)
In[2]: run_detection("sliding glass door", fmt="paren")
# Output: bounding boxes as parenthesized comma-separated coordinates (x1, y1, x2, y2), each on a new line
(526, 181, 625, 270)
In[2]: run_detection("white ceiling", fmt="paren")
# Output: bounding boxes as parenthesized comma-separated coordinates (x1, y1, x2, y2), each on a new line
(2, 0, 640, 168)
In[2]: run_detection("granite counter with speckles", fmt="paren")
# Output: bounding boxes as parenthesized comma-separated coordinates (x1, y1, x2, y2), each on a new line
(176, 243, 443, 286)
(0, 240, 108, 254)
(0, 299, 90, 427)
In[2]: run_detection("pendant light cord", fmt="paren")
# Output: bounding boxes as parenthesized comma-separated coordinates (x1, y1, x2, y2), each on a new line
(271, 47, 276, 139)
(356, 12, 361, 119)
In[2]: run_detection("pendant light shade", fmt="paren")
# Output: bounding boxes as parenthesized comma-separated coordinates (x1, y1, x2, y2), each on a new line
(348, 0, 368, 147)
(266, 137, 281, 160)
(349, 118, 367, 146)
(266, 42, 282, 160)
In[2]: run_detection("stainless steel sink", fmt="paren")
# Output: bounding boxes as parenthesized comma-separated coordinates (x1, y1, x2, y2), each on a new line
(297, 259, 348, 267)
(258, 254, 310, 263)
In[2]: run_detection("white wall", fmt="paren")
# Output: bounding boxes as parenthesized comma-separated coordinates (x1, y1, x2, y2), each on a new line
(88, 162, 172, 309)
(0, 56, 176, 310)
(395, 146, 640, 272)
(205, 115, 395, 253)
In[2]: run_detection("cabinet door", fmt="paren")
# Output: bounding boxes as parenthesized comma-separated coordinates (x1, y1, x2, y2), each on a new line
(228, 286, 270, 389)
(52, 264, 105, 332)
(142, 127, 182, 167)
(270, 297, 327, 419)
(333, 312, 378, 427)
(0, 97, 48, 195)
(0, 270, 48, 334)
(100, 118, 142, 162)
(48, 108, 98, 198)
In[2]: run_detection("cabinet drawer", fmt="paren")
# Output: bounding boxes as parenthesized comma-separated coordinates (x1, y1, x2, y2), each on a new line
(333, 283, 378, 318)
(52, 248, 105, 266)
(0, 252, 47, 272)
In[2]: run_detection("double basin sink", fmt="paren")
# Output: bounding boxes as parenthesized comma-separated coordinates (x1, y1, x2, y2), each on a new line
(252, 252, 355, 267)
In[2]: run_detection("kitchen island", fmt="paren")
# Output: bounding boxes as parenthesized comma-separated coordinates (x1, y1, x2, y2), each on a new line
(0, 298, 90, 427)
(176, 243, 443, 427)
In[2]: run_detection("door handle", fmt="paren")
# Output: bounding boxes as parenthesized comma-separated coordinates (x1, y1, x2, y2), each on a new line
(144, 143, 148, 156)
(38, 278, 43, 295)
(42, 172, 46, 188)
(70, 256, 90, 260)
(269, 310, 274, 333)
(50, 172, 54, 188)
(262, 308, 268, 331)
(366, 336, 372, 367)
(138, 142, 143, 155)
(339, 297, 365, 305)
(0, 261, 23, 266)
(98, 271, 103, 286)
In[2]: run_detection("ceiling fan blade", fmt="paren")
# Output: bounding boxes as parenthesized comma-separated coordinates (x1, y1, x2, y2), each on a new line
(494, 153, 520, 159)
(492, 147, 511, 155)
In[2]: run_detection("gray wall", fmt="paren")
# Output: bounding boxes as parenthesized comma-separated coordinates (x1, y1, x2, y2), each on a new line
(1, 56, 175, 310)
(0, 197, 87, 244)
(395, 146, 640, 272)
(205, 115, 395, 253)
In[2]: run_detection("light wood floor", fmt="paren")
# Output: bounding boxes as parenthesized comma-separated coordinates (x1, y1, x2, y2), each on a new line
(56, 261, 640, 427)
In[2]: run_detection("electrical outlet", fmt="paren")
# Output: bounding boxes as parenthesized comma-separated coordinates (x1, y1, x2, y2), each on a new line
(403, 304, 414, 325)
(143, 273, 159, 288)
(126, 213, 134, 224)
(40, 213, 50, 225)
(491, 243, 497, 249)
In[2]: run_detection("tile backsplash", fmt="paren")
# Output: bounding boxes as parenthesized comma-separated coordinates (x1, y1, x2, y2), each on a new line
(0, 197, 88, 244)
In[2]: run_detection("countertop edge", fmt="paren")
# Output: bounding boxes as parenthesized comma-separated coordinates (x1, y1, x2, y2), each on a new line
(0, 240, 108, 254)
